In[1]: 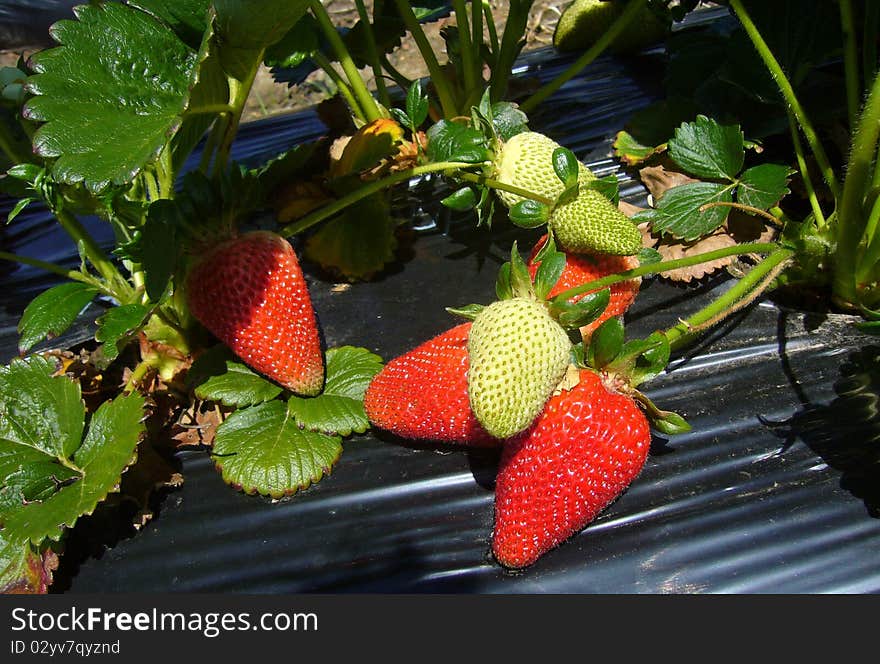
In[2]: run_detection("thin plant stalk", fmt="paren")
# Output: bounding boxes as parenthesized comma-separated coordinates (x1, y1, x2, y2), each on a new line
(0, 250, 111, 294)
(520, 0, 646, 114)
(313, 52, 367, 123)
(491, 0, 536, 104)
(55, 209, 131, 300)
(839, 0, 861, 130)
(786, 107, 826, 229)
(452, 0, 477, 96)
(354, 0, 391, 108)
(279, 160, 484, 237)
(729, 0, 839, 199)
(311, 0, 381, 122)
(835, 70, 880, 304)
(865, 0, 879, 91)
(664, 247, 794, 351)
(455, 170, 554, 205)
(393, 0, 458, 117)
(552, 242, 781, 303)
(483, 1, 500, 56)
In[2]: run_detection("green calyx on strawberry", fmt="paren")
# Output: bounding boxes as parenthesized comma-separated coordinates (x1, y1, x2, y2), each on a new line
(449, 242, 614, 440)
(491, 131, 643, 255)
(185, 230, 324, 396)
(527, 233, 641, 341)
(492, 319, 690, 569)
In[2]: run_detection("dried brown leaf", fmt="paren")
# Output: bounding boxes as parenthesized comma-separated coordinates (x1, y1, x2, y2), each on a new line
(653, 231, 738, 283)
(170, 402, 223, 449)
(639, 162, 698, 202)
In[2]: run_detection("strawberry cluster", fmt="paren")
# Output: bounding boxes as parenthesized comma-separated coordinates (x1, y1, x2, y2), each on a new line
(365, 236, 652, 569)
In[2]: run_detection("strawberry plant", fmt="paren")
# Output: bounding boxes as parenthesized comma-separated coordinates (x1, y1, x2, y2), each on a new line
(1, 0, 879, 589)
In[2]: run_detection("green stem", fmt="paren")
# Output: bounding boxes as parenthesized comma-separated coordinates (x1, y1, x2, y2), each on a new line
(786, 107, 826, 229)
(483, 1, 499, 56)
(279, 160, 483, 237)
(490, 0, 536, 104)
(856, 194, 880, 284)
(311, 0, 381, 122)
(379, 54, 413, 91)
(729, 0, 839, 199)
(393, 0, 458, 117)
(0, 250, 109, 293)
(552, 242, 781, 303)
(472, 0, 484, 69)
(313, 52, 367, 123)
(354, 0, 391, 108)
(124, 358, 154, 394)
(0, 119, 33, 165)
(55, 208, 131, 299)
(456, 170, 554, 205)
(453, 0, 477, 97)
(837, 70, 880, 304)
(865, 0, 879, 90)
(213, 60, 262, 175)
(663, 248, 794, 351)
(520, 0, 646, 113)
(183, 103, 235, 116)
(839, 0, 860, 130)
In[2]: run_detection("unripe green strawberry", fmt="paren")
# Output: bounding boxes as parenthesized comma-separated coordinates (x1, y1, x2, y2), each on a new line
(554, 0, 668, 55)
(549, 185, 643, 255)
(467, 298, 571, 439)
(493, 131, 593, 209)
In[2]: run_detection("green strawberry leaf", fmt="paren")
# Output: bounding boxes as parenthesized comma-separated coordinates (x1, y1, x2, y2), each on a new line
(508, 242, 534, 299)
(583, 174, 620, 204)
(495, 262, 512, 300)
(447, 303, 485, 321)
(589, 317, 625, 369)
(405, 80, 429, 129)
(650, 409, 691, 435)
(288, 346, 384, 436)
(127, 0, 212, 48)
(194, 361, 283, 408)
(533, 250, 566, 301)
(646, 181, 734, 241)
(17, 282, 98, 355)
(441, 186, 479, 211)
(141, 200, 182, 302)
(552, 147, 579, 189)
(667, 115, 744, 180)
(737, 163, 793, 209)
(607, 332, 670, 386)
(264, 12, 320, 68)
(213, 0, 310, 50)
(24, 2, 200, 191)
(212, 400, 343, 498)
(0, 356, 84, 461)
(638, 247, 663, 266)
(95, 303, 152, 362)
(509, 199, 550, 228)
(554, 288, 611, 330)
(2, 390, 145, 544)
(426, 120, 490, 163)
(490, 102, 529, 141)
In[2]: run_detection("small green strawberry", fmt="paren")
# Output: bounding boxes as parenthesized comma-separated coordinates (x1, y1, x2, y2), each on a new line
(549, 185, 643, 255)
(554, 0, 669, 55)
(493, 131, 593, 209)
(449, 242, 614, 439)
(492, 131, 642, 255)
(467, 297, 572, 439)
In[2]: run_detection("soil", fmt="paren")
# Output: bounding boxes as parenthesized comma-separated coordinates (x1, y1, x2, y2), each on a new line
(0, 1, 570, 122)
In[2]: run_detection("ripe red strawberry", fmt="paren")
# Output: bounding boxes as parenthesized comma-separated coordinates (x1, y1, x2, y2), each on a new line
(527, 236, 641, 338)
(186, 230, 324, 396)
(364, 323, 497, 446)
(492, 369, 651, 569)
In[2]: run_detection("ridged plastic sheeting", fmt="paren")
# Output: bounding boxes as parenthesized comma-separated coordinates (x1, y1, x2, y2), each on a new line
(2, 11, 879, 593)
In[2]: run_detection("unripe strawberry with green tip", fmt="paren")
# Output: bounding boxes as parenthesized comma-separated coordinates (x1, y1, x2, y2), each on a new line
(185, 230, 324, 396)
(493, 131, 595, 209)
(492, 131, 642, 255)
